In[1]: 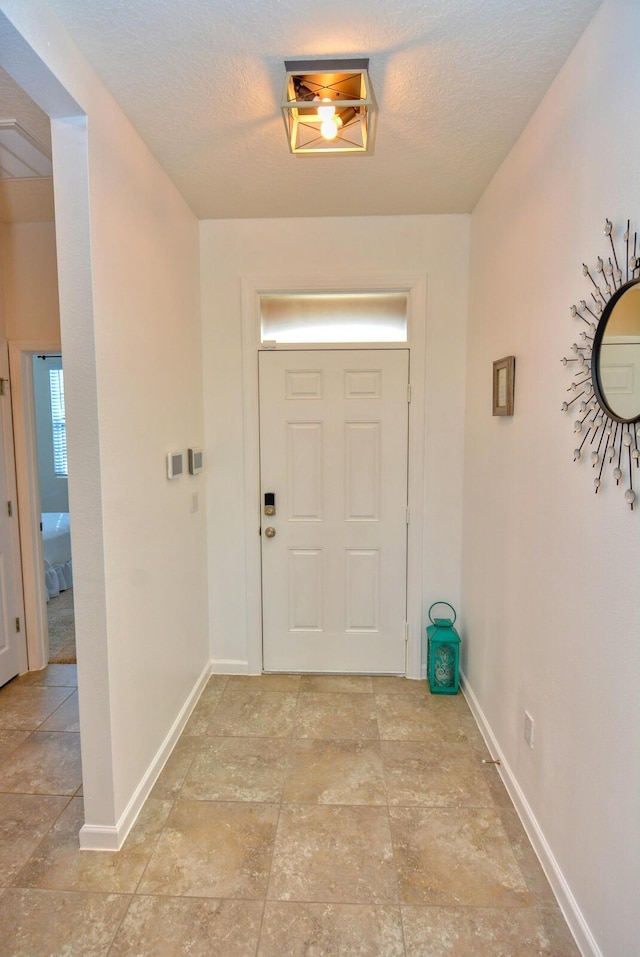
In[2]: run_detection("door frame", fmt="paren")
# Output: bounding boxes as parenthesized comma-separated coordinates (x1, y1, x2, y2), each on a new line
(9, 340, 61, 671)
(0, 340, 28, 677)
(240, 274, 428, 677)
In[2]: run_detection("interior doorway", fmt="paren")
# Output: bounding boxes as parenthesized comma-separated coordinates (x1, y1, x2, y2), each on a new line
(32, 352, 75, 663)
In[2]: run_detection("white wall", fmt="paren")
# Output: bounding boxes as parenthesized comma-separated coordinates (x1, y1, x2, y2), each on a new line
(0, 1, 209, 841)
(463, 2, 640, 955)
(0, 221, 60, 341)
(200, 215, 469, 672)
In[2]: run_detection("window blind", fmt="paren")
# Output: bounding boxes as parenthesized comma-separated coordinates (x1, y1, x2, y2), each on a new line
(49, 368, 67, 477)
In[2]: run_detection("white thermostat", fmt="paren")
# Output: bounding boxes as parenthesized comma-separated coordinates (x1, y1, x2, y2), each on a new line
(188, 447, 204, 474)
(167, 451, 185, 479)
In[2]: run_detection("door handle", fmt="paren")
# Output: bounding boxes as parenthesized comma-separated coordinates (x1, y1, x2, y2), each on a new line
(264, 526, 276, 538)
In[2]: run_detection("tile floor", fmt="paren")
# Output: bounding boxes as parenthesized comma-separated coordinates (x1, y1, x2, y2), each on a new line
(0, 667, 581, 956)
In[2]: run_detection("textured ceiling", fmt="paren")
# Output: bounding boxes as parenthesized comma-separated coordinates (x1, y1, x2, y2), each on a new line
(10, 0, 603, 220)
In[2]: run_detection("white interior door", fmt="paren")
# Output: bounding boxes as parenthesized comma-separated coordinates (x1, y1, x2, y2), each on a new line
(259, 349, 409, 673)
(0, 343, 26, 686)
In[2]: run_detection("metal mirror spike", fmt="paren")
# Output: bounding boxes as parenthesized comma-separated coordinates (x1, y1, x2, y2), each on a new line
(563, 219, 640, 510)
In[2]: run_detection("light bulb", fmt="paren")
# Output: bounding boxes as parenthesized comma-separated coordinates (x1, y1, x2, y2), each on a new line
(317, 98, 335, 121)
(320, 118, 339, 140)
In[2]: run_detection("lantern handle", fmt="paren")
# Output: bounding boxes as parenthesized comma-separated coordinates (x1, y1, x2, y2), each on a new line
(428, 601, 457, 626)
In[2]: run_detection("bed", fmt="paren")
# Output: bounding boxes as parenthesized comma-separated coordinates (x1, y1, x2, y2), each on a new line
(42, 511, 73, 601)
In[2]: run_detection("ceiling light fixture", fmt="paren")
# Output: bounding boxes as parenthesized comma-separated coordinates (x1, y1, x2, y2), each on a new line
(282, 59, 376, 155)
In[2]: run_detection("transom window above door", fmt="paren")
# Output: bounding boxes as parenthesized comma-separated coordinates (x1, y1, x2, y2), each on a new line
(260, 292, 408, 344)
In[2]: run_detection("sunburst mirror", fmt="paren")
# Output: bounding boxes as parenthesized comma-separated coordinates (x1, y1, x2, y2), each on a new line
(563, 219, 640, 510)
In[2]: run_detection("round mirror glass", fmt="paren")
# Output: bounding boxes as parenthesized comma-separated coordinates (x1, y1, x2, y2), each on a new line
(594, 280, 640, 421)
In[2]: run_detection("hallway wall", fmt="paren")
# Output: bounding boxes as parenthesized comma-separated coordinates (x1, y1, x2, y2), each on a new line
(0, 0, 209, 842)
(463, 1, 640, 954)
(200, 215, 470, 673)
(0, 221, 59, 341)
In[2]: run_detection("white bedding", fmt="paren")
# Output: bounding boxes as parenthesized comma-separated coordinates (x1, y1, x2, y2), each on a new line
(42, 511, 73, 601)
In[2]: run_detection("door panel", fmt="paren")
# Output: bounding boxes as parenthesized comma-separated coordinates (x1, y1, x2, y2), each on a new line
(259, 349, 409, 674)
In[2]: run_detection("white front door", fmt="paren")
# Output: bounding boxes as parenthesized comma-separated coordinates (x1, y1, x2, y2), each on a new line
(259, 349, 409, 673)
(0, 343, 26, 686)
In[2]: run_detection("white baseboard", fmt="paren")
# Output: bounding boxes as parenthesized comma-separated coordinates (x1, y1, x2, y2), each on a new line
(79, 660, 212, 851)
(210, 657, 250, 674)
(460, 670, 603, 957)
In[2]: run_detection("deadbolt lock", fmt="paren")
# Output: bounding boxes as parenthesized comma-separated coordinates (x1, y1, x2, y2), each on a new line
(264, 505, 276, 516)
(264, 493, 276, 516)
(264, 526, 276, 538)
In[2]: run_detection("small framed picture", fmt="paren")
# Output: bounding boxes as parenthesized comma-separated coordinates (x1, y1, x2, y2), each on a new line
(493, 356, 515, 416)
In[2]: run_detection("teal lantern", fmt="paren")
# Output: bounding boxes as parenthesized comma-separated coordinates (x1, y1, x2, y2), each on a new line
(426, 601, 461, 694)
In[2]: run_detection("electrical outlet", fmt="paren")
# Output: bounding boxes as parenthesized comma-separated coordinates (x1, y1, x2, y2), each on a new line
(524, 711, 535, 749)
(191, 492, 199, 513)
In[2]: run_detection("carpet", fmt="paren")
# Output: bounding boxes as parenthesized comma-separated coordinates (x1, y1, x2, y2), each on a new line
(48, 588, 76, 664)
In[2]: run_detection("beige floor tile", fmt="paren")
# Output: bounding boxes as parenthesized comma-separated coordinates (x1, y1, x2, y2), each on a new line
(481, 762, 513, 808)
(390, 806, 531, 906)
(0, 686, 75, 730)
(376, 694, 470, 744)
(0, 729, 30, 763)
(295, 692, 379, 740)
(38, 691, 80, 732)
(0, 731, 82, 795)
(198, 677, 228, 700)
(150, 735, 201, 800)
(402, 905, 581, 956)
(227, 674, 301, 691)
(0, 886, 129, 957)
(258, 902, 405, 957)
(268, 804, 397, 904)
(182, 690, 224, 736)
(283, 739, 386, 805)
(498, 807, 557, 905)
(16, 796, 172, 894)
(109, 896, 263, 957)
(372, 676, 429, 695)
(12, 664, 78, 687)
(205, 674, 230, 689)
(182, 736, 290, 802)
(300, 675, 373, 694)
(138, 798, 279, 899)
(0, 793, 68, 887)
(206, 690, 298, 737)
(382, 740, 495, 807)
